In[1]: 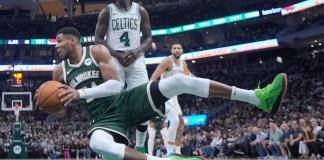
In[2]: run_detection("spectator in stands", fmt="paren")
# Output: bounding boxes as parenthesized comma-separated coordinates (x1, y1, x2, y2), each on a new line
(219, 131, 235, 158)
(303, 118, 322, 159)
(246, 126, 257, 158)
(298, 119, 309, 159)
(241, 126, 253, 156)
(201, 131, 222, 158)
(266, 122, 283, 157)
(310, 118, 322, 134)
(210, 131, 223, 158)
(277, 123, 292, 158)
(181, 134, 195, 157)
(287, 120, 301, 158)
(319, 120, 324, 155)
(251, 127, 268, 158)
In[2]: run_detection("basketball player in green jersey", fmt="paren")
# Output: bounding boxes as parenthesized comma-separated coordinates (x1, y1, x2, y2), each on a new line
(51, 27, 287, 160)
(150, 43, 193, 155)
(94, 0, 152, 152)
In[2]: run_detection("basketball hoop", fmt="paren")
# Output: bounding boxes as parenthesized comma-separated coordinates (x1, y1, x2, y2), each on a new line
(12, 100, 22, 114)
(12, 102, 22, 122)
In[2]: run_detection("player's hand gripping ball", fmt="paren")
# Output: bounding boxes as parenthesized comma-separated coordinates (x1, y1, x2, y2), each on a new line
(36, 81, 67, 113)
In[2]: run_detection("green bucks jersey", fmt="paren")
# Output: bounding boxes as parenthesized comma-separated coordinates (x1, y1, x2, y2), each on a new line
(63, 46, 118, 125)
(64, 46, 106, 110)
(62, 46, 164, 142)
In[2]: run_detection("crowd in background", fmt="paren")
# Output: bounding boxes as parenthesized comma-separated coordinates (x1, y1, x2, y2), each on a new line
(0, 0, 323, 159)
(0, 0, 322, 67)
(283, 13, 324, 35)
(0, 0, 306, 39)
(0, 50, 323, 159)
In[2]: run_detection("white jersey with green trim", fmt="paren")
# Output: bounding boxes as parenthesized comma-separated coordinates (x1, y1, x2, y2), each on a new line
(161, 56, 184, 79)
(161, 56, 183, 115)
(107, 2, 141, 51)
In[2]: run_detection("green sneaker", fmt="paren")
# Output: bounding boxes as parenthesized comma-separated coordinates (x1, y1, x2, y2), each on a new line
(255, 73, 288, 114)
(134, 146, 146, 153)
(169, 153, 205, 160)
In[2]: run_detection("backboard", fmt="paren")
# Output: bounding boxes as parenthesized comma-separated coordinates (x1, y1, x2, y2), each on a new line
(1, 92, 33, 111)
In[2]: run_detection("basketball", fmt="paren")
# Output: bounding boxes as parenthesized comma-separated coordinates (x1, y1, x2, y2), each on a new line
(37, 81, 66, 113)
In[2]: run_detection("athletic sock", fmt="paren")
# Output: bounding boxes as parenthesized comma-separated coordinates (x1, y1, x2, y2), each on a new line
(230, 86, 260, 106)
(166, 144, 176, 155)
(136, 129, 147, 147)
(175, 146, 181, 154)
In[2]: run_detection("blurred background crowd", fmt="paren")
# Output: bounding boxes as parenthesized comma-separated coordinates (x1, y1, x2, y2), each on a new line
(0, 0, 324, 159)
(0, 51, 323, 159)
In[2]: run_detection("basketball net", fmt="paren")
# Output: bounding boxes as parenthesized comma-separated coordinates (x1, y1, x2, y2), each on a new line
(13, 103, 21, 114)
(13, 104, 21, 122)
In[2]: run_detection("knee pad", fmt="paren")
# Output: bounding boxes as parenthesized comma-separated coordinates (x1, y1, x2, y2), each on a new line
(89, 130, 125, 160)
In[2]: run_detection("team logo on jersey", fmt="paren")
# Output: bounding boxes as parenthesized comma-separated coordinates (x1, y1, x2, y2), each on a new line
(84, 58, 92, 66)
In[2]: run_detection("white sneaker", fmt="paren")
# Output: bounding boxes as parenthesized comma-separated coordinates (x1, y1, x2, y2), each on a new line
(317, 154, 322, 159)
(310, 153, 316, 159)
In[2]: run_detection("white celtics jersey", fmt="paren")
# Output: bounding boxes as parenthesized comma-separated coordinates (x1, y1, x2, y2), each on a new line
(161, 56, 183, 114)
(161, 56, 184, 79)
(107, 2, 141, 51)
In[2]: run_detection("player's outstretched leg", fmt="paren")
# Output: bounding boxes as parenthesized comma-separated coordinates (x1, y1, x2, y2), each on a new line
(165, 105, 180, 155)
(135, 122, 148, 154)
(147, 123, 156, 155)
(158, 73, 287, 114)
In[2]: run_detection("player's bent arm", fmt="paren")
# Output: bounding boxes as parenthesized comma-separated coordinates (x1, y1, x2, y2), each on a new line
(64, 45, 122, 100)
(94, 7, 115, 54)
(91, 44, 120, 81)
(150, 58, 172, 81)
(78, 80, 122, 99)
(53, 63, 64, 82)
(183, 60, 195, 77)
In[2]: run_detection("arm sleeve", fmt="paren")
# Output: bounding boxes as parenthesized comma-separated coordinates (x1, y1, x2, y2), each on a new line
(78, 80, 123, 99)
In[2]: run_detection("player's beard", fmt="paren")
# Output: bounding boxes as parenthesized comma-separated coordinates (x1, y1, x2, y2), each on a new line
(59, 53, 67, 61)
(59, 52, 69, 61)
(173, 53, 180, 59)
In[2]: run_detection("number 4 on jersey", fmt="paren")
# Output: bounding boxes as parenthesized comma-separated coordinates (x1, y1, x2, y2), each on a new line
(120, 32, 130, 47)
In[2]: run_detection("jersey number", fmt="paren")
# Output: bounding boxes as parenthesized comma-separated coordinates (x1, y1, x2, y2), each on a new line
(120, 32, 130, 47)
(81, 82, 97, 103)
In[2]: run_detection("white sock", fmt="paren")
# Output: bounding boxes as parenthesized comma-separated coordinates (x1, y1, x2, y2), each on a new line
(230, 86, 260, 106)
(166, 144, 176, 155)
(175, 146, 181, 154)
(160, 127, 169, 150)
(146, 154, 170, 160)
(136, 129, 147, 147)
(147, 127, 156, 155)
(165, 106, 179, 143)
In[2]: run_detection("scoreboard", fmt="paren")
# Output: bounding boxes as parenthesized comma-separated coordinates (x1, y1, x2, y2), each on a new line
(11, 72, 23, 87)
(3, 39, 30, 45)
